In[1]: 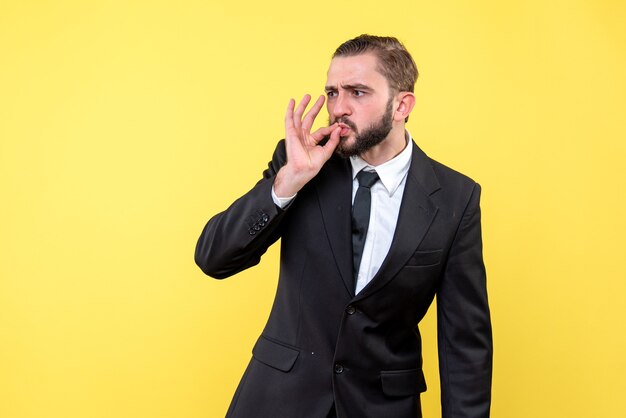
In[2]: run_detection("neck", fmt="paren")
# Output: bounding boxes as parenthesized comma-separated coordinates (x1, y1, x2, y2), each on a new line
(359, 125, 407, 166)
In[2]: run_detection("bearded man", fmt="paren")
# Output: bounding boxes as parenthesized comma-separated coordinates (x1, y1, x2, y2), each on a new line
(195, 34, 493, 418)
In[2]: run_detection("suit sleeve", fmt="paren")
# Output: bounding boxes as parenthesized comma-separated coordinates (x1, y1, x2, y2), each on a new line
(437, 183, 493, 418)
(194, 140, 288, 279)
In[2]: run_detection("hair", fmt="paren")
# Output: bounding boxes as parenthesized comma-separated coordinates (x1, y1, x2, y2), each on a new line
(333, 34, 418, 93)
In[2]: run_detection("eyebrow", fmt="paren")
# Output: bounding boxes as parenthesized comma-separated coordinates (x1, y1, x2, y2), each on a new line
(324, 83, 374, 92)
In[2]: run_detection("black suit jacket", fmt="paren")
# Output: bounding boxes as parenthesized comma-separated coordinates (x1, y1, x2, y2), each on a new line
(195, 140, 492, 418)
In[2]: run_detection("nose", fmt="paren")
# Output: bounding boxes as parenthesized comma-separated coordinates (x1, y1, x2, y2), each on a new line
(330, 92, 351, 120)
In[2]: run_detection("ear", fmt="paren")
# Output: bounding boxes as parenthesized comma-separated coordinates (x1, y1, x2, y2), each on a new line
(393, 92, 416, 122)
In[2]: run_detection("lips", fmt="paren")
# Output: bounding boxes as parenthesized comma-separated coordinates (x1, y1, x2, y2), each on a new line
(337, 123, 351, 136)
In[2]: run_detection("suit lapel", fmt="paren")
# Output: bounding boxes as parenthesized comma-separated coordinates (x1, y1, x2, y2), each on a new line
(315, 156, 355, 297)
(354, 142, 441, 301)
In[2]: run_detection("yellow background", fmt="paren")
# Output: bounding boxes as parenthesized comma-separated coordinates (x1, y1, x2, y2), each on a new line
(1, 1, 625, 417)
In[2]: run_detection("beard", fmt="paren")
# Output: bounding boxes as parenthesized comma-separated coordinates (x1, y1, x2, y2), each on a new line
(330, 97, 394, 158)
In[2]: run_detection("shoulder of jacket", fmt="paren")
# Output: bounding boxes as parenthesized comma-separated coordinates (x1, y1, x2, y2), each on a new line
(428, 156, 478, 191)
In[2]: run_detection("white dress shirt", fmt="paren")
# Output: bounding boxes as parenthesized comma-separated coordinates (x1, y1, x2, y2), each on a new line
(349, 133, 412, 294)
(272, 131, 413, 294)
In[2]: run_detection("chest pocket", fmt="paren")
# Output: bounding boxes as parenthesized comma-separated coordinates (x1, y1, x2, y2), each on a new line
(405, 249, 442, 267)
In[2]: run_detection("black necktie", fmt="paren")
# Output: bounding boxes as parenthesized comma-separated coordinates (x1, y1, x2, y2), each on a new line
(352, 170, 379, 289)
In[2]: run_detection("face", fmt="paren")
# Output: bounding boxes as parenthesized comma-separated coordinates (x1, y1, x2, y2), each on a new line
(325, 53, 395, 158)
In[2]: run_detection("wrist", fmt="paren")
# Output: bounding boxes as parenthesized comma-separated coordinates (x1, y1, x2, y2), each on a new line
(274, 165, 307, 198)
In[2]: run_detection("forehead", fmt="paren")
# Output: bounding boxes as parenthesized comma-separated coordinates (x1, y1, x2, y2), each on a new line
(326, 53, 387, 88)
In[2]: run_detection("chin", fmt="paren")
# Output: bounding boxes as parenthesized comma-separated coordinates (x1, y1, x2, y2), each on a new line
(335, 138, 358, 158)
(339, 134, 356, 145)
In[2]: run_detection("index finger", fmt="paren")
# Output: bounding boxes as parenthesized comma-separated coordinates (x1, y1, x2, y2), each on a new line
(301, 95, 326, 133)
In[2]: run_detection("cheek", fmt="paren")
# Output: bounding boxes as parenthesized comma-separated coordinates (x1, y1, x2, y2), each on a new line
(356, 108, 377, 125)
(357, 101, 377, 116)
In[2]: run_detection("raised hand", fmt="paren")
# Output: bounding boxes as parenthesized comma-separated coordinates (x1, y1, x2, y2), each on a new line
(273, 94, 341, 198)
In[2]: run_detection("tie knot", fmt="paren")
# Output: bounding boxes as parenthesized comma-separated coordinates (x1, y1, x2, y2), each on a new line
(357, 170, 379, 188)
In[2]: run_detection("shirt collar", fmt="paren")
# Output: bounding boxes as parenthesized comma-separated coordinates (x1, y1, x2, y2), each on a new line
(349, 130, 413, 197)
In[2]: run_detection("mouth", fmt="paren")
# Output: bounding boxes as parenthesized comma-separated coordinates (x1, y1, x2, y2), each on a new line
(337, 123, 352, 137)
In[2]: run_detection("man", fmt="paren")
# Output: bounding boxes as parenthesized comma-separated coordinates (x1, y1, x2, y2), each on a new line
(195, 35, 492, 418)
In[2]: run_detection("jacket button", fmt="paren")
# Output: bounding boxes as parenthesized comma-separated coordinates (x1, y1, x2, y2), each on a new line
(262, 215, 269, 222)
(334, 364, 344, 374)
(345, 305, 356, 315)
(249, 230, 256, 236)
(253, 225, 261, 231)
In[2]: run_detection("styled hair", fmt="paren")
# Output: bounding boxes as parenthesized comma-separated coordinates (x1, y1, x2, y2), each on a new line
(333, 34, 418, 93)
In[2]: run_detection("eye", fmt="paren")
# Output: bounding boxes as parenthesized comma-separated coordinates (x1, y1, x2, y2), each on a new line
(326, 91, 337, 98)
(353, 90, 365, 97)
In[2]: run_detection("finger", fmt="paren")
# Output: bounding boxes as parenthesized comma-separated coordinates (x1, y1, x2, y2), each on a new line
(285, 98, 296, 132)
(310, 123, 338, 143)
(321, 126, 341, 158)
(293, 94, 311, 132)
(294, 94, 311, 118)
(284, 99, 300, 158)
(301, 95, 325, 133)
